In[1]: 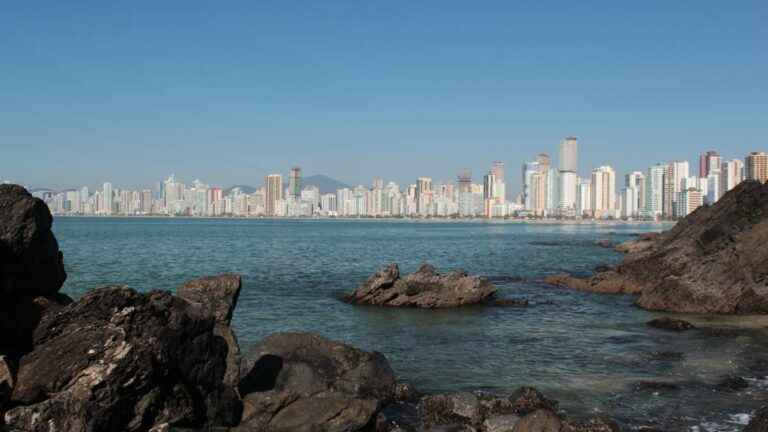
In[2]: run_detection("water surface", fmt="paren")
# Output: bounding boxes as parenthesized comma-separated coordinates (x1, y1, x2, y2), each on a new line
(55, 217, 768, 431)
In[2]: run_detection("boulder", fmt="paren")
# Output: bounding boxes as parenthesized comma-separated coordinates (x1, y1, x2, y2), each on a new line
(746, 406, 768, 432)
(347, 263, 497, 308)
(646, 317, 695, 332)
(546, 181, 768, 314)
(236, 332, 396, 432)
(177, 274, 243, 386)
(418, 387, 558, 430)
(0, 185, 68, 356)
(0, 355, 15, 412)
(715, 376, 749, 392)
(4, 286, 241, 432)
(512, 409, 562, 432)
(561, 418, 622, 432)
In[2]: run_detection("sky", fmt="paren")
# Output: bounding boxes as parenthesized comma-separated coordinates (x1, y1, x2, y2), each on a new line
(2, 1, 766, 193)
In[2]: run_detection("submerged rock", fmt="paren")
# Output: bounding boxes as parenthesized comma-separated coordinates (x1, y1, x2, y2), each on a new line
(0, 185, 68, 356)
(4, 285, 242, 432)
(236, 332, 396, 432)
(715, 376, 749, 392)
(646, 317, 695, 332)
(746, 406, 768, 432)
(347, 263, 497, 308)
(545, 181, 768, 314)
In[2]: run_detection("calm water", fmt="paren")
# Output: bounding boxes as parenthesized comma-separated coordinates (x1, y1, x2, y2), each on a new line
(54, 217, 768, 431)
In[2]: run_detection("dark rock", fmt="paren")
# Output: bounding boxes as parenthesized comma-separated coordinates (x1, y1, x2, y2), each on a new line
(5, 286, 240, 432)
(418, 387, 558, 430)
(177, 274, 243, 387)
(633, 381, 681, 392)
(347, 263, 497, 308)
(512, 409, 562, 432)
(715, 376, 749, 392)
(0, 185, 68, 356)
(491, 298, 529, 307)
(644, 351, 685, 361)
(236, 332, 395, 432)
(543, 271, 641, 295)
(646, 317, 695, 332)
(746, 406, 768, 432)
(595, 239, 615, 248)
(0, 355, 15, 414)
(562, 417, 622, 432)
(545, 181, 768, 314)
(0, 184, 66, 299)
(393, 382, 420, 402)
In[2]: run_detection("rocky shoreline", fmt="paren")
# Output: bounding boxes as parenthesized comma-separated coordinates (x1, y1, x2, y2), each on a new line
(543, 181, 768, 314)
(2, 183, 768, 431)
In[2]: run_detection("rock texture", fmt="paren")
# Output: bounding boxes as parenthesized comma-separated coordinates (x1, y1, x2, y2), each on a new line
(646, 317, 695, 332)
(544, 181, 768, 314)
(4, 284, 242, 432)
(347, 263, 497, 308)
(0, 185, 69, 356)
(746, 406, 768, 432)
(236, 332, 396, 432)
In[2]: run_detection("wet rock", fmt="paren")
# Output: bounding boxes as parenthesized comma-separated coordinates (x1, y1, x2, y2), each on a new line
(484, 414, 522, 432)
(543, 270, 642, 295)
(715, 376, 749, 392)
(645, 351, 685, 361)
(347, 263, 497, 308)
(614, 233, 659, 254)
(418, 387, 558, 430)
(0, 355, 15, 413)
(0, 185, 68, 356)
(633, 381, 681, 392)
(562, 418, 622, 432)
(177, 274, 243, 387)
(491, 298, 529, 307)
(546, 182, 768, 314)
(746, 406, 768, 432)
(5, 286, 240, 432)
(595, 239, 615, 248)
(646, 317, 695, 332)
(236, 332, 395, 432)
(394, 382, 420, 402)
(512, 409, 562, 432)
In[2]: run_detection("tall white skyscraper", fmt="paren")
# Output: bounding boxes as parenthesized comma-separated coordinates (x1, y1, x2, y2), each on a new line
(576, 178, 592, 217)
(102, 182, 113, 215)
(644, 164, 665, 218)
(557, 137, 578, 213)
(663, 161, 690, 218)
(721, 159, 744, 193)
(591, 166, 616, 218)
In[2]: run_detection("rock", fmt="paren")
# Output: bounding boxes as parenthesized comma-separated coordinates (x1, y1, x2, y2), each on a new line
(0, 355, 15, 413)
(236, 332, 396, 432)
(715, 376, 749, 392)
(512, 409, 562, 432)
(614, 233, 659, 254)
(484, 414, 522, 432)
(633, 381, 680, 392)
(177, 274, 243, 387)
(0, 185, 68, 356)
(418, 387, 558, 430)
(0, 184, 66, 299)
(5, 286, 241, 432)
(347, 263, 497, 308)
(595, 239, 614, 248)
(646, 317, 695, 332)
(543, 270, 642, 295)
(491, 298, 529, 307)
(644, 351, 685, 361)
(562, 418, 622, 432)
(393, 382, 420, 402)
(746, 406, 768, 432)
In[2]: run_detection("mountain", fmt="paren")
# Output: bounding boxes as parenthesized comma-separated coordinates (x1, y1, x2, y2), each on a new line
(224, 185, 257, 195)
(303, 174, 350, 194)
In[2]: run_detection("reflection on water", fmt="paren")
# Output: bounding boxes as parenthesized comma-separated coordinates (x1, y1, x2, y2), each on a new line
(55, 218, 766, 430)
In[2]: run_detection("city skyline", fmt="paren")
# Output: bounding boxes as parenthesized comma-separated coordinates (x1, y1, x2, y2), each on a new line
(19, 142, 764, 221)
(3, 1, 766, 191)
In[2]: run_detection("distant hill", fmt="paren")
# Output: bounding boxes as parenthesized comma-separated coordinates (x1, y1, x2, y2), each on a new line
(224, 185, 257, 195)
(220, 176, 350, 196)
(303, 174, 350, 194)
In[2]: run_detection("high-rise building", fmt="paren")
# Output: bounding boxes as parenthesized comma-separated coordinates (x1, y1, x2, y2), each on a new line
(644, 164, 665, 218)
(416, 177, 432, 215)
(625, 171, 646, 213)
(721, 159, 745, 193)
(265, 174, 283, 216)
(746, 152, 768, 183)
(102, 182, 113, 215)
(491, 161, 506, 203)
(558, 137, 578, 173)
(676, 188, 704, 217)
(457, 170, 473, 217)
(557, 137, 578, 213)
(289, 167, 302, 199)
(576, 178, 591, 217)
(662, 161, 690, 218)
(591, 166, 616, 218)
(699, 151, 721, 178)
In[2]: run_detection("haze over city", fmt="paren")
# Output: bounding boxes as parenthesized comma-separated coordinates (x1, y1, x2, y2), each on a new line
(3, 1, 766, 191)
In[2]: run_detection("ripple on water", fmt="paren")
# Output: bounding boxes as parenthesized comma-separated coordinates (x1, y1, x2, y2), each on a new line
(52, 217, 768, 429)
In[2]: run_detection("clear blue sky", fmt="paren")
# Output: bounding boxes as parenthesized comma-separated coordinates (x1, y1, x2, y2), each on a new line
(2, 1, 766, 192)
